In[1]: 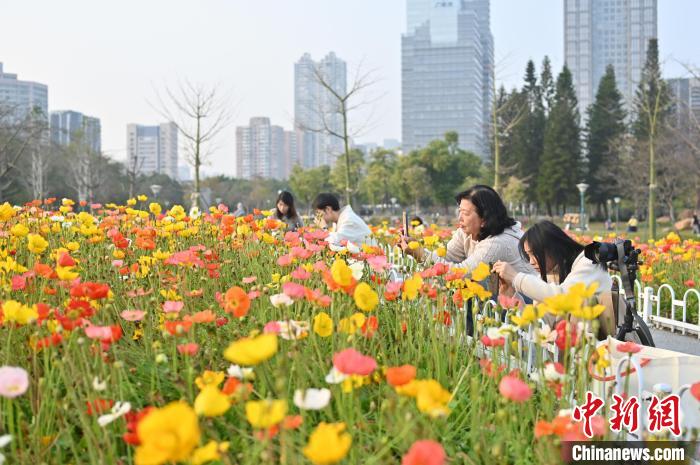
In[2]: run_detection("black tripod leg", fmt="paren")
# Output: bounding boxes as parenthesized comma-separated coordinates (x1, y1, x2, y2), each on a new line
(466, 299, 473, 337)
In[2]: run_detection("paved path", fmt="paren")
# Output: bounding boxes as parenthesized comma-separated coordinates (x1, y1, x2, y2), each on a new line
(650, 327, 700, 356)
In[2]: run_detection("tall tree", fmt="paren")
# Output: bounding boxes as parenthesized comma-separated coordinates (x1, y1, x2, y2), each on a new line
(409, 132, 482, 211)
(330, 148, 365, 205)
(586, 65, 627, 216)
(300, 65, 378, 207)
(539, 56, 556, 113)
(510, 60, 546, 201)
(537, 66, 582, 214)
(490, 85, 526, 192)
(632, 38, 672, 239)
(360, 148, 397, 206)
(153, 81, 231, 209)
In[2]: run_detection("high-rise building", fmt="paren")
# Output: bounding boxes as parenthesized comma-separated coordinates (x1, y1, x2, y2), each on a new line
(0, 62, 48, 122)
(50, 110, 101, 153)
(402, 0, 493, 157)
(126, 122, 178, 179)
(564, 0, 657, 115)
(668, 77, 700, 133)
(294, 52, 347, 167)
(236, 117, 288, 180)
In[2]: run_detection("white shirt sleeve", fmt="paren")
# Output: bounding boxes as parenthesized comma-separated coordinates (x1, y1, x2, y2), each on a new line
(513, 253, 612, 303)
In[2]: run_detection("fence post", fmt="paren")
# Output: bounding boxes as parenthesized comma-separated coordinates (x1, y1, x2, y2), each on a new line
(641, 287, 654, 324)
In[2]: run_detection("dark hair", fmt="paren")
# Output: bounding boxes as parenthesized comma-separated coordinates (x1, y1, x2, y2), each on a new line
(411, 216, 424, 226)
(455, 185, 515, 241)
(312, 193, 340, 212)
(275, 191, 298, 220)
(519, 220, 584, 283)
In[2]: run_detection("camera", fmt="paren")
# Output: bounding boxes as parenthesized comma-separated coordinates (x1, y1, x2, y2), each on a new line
(583, 239, 635, 264)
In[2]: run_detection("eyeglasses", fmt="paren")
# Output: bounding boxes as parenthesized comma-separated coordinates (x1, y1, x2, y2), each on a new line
(314, 210, 324, 223)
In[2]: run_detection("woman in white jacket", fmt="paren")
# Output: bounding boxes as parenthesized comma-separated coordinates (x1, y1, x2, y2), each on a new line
(492, 220, 611, 304)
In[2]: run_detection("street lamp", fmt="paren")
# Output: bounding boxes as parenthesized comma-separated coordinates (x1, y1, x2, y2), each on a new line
(606, 198, 612, 230)
(390, 197, 397, 214)
(150, 184, 162, 203)
(576, 183, 589, 231)
(614, 196, 621, 234)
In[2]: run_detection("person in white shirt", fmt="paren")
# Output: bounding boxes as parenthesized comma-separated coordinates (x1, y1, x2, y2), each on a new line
(492, 220, 611, 304)
(312, 193, 372, 246)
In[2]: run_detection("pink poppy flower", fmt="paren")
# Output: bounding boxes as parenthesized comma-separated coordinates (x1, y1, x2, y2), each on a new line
(277, 254, 293, 266)
(176, 343, 199, 355)
(366, 255, 390, 272)
(313, 261, 328, 272)
(264, 321, 281, 334)
(162, 301, 184, 313)
(121, 310, 146, 321)
(333, 348, 377, 376)
(284, 231, 301, 242)
(386, 281, 403, 294)
(617, 341, 642, 354)
(498, 375, 532, 402)
(306, 243, 323, 253)
(498, 294, 523, 310)
(247, 290, 260, 300)
(84, 324, 114, 340)
(242, 276, 257, 284)
(0, 366, 29, 398)
(111, 260, 124, 268)
(282, 282, 307, 300)
(291, 267, 311, 280)
(481, 335, 505, 347)
(690, 382, 700, 401)
(401, 440, 446, 465)
(290, 246, 313, 259)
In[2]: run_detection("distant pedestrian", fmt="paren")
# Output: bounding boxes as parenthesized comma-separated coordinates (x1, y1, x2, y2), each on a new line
(233, 202, 246, 217)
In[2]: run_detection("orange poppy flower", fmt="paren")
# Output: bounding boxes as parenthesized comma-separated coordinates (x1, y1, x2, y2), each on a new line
(386, 365, 417, 387)
(223, 286, 250, 318)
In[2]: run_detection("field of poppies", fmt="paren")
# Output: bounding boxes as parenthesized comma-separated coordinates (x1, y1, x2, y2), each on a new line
(0, 198, 698, 465)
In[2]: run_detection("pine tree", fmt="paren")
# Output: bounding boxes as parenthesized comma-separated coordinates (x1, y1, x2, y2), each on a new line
(586, 65, 626, 215)
(632, 38, 672, 239)
(518, 60, 546, 202)
(540, 56, 556, 113)
(537, 66, 582, 214)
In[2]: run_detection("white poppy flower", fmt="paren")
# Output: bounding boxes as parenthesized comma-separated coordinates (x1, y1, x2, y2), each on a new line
(0, 435, 11, 448)
(92, 376, 107, 392)
(325, 367, 348, 384)
(270, 293, 294, 308)
(328, 243, 346, 252)
(348, 261, 364, 280)
(543, 363, 565, 382)
(346, 242, 361, 254)
(97, 402, 131, 427)
(227, 364, 254, 380)
(293, 388, 331, 410)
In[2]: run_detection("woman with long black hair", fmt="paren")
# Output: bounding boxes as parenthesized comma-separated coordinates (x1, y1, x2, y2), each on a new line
(275, 191, 304, 232)
(492, 220, 611, 303)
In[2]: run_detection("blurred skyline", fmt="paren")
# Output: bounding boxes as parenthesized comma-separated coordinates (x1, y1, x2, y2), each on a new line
(2, 0, 699, 176)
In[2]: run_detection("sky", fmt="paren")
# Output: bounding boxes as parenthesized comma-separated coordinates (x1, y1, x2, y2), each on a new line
(1, 0, 699, 176)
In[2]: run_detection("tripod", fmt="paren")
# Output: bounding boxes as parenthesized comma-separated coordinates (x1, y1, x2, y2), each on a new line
(608, 241, 655, 346)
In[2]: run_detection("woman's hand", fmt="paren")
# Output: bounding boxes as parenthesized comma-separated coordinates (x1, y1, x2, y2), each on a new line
(492, 261, 518, 284)
(399, 236, 425, 261)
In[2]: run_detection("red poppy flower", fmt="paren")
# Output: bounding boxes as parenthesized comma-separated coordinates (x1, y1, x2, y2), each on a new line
(401, 440, 446, 465)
